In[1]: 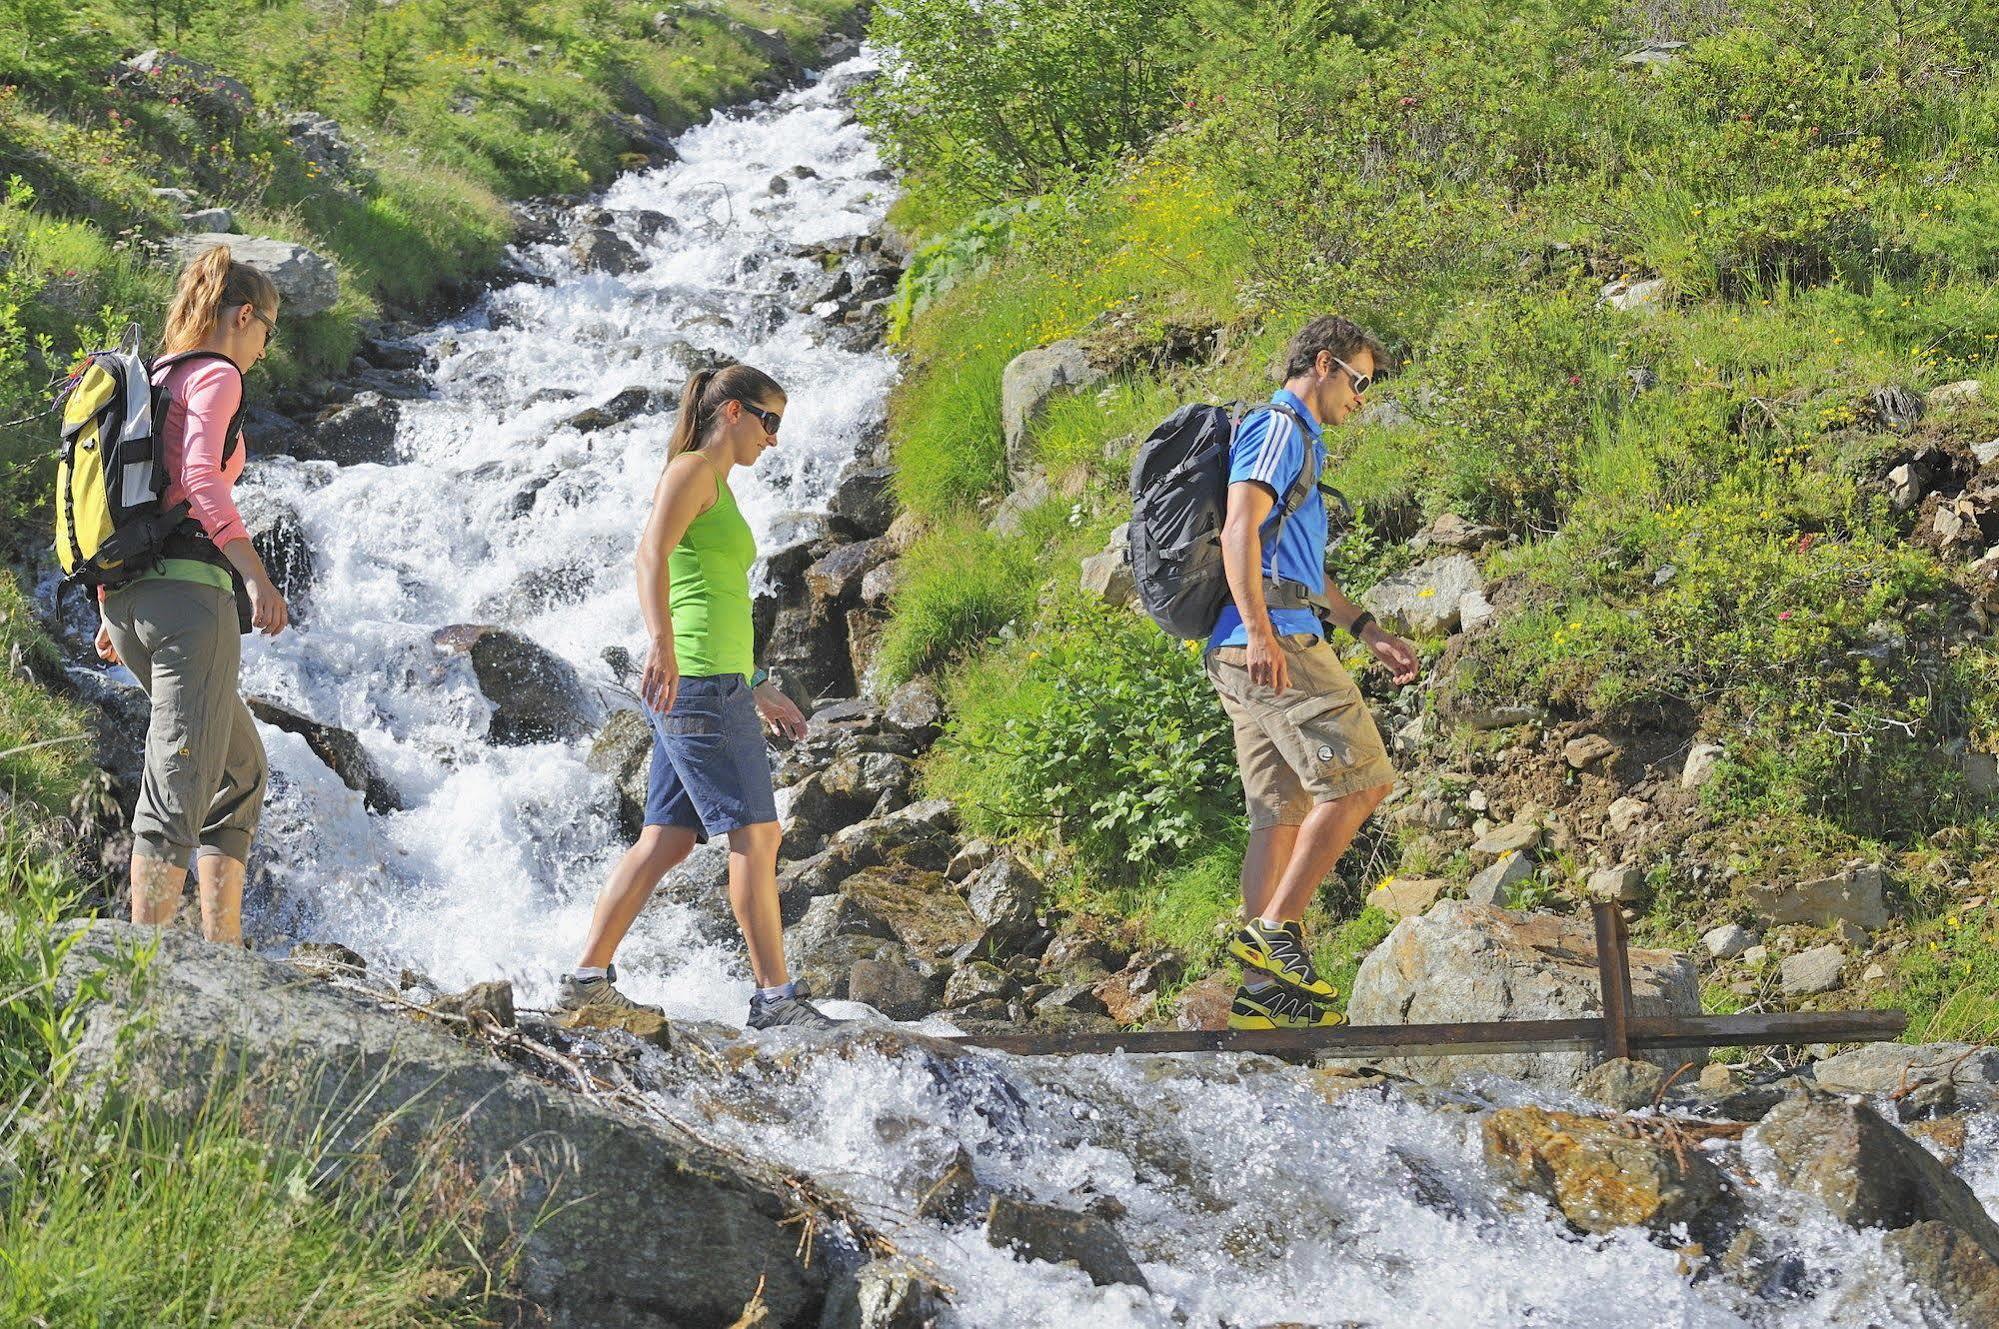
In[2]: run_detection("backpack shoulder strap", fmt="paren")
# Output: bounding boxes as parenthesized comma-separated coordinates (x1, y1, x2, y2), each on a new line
(1232, 402, 1320, 539)
(149, 351, 248, 466)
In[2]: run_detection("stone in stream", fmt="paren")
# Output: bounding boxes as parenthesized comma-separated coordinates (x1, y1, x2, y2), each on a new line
(246, 696, 403, 814)
(1750, 1095, 1999, 1262)
(571, 226, 642, 275)
(1346, 901, 1702, 1090)
(586, 709, 653, 841)
(845, 957, 934, 1021)
(56, 923, 832, 1327)
(985, 1195, 1149, 1289)
(300, 391, 400, 465)
(821, 1259, 943, 1329)
(164, 234, 340, 318)
(238, 492, 315, 613)
(289, 940, 367, 972)
(1483, 1106, 1733, 1236)
(1874, 1222, 1999, 1325)
(1811, 1043, 1999, 1097)
(561, 385, 658, 432)
(432, 624, 597, 745)
(1577, 1056, 1668, 1111)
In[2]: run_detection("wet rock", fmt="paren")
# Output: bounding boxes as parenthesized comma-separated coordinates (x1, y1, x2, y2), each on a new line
(828, 463, 896, 538)
(1578, 1057, 1669, 1111)
(1745, 861, 1888, 933)
(165, 234, 339, 318)
(432, 978, 516, 1029)
(1751, 1095, 1999, 1260)
(913, 1147, 983, 1224)
(1361, 554, 1485, 636)
(562, 385, 659, 431)
(1001, 341, 1104, 481)
(807, 538, 893, 605)
(290, 940, 367, 972)
(1812, 1043, 1999, 1096)
(57, 924, 828, 1327)
(1368, 875, 1447, 918)
(823, 1259, 942, 1329)
(787, 895, 901, 999)
(764, 598, 854, 703)
(1779, 944, 1844, 996)
(433, 624, 596, 745)
(559, 1002, 673, 1050)
(586, 709, 653, 840)
(846, 958, 934, 1021)
(985, 1196, 1148, 1289)
(239, 493, 315, 612)
(246, 697, 402, 813)
(859, 559, 899, 607)
(1483, 1106, 1731, 1235)
(571, 227, 642, 275)
(1880, 1222, 1999, 1325)
(1348, 902, 1702, 1090)
(301, 391, 400, 465)
(613, 113, 681, 162)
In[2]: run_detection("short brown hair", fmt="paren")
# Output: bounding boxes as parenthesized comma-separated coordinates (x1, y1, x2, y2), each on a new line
(1278, 316, 1386, 382)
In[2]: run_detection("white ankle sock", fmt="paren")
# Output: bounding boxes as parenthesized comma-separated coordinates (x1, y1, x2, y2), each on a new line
(1256, 916, 1286, 931)
(573, 966, 608, 981)
(757, 981, 798, 1001)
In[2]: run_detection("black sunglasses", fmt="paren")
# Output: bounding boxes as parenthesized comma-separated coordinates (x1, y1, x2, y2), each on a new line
(1329, 355, 1371, 396)
(736, 402, 782, 435)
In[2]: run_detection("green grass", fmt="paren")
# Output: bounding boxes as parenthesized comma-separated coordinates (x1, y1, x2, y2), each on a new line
(873, 519, 1038, 686)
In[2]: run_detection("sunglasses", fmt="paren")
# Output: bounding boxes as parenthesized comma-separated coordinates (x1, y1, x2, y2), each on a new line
(1329, 355, 1371, 396)
(245, 304, 277, 346)
(736, 402, 782, 435)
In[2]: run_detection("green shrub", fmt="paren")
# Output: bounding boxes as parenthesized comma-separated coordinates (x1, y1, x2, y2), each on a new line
(874, 521, 1037, 685)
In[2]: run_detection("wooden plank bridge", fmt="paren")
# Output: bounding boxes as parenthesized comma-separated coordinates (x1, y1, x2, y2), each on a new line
(950, 902, 1908, 1060)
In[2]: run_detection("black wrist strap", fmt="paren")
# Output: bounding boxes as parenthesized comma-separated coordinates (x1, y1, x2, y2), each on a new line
(1346, 611, 1377, 639)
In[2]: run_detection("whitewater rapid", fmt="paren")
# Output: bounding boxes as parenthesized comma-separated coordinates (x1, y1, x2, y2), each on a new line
(187, 56, 1994, 1329)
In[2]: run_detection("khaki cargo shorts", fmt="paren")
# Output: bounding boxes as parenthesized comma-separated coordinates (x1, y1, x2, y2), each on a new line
(1205, 633, 1395, 830)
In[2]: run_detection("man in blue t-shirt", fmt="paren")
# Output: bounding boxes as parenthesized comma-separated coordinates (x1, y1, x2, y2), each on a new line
(1205, 316, 1421, 1031)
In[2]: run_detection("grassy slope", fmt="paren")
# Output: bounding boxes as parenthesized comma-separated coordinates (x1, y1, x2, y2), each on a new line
(0, 3, 856, 1319)
(872, 0, 1999, 1039)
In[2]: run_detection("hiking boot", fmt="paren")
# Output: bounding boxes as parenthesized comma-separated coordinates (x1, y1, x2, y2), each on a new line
(1228, 983, 1346, 1031)
(747, 982, 842, 1031)
(556, 964, 663, 1016)
(1227, 919, 1336, 1000)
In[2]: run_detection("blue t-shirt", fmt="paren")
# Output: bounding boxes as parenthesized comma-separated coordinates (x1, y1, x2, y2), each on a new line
(1208, 389, 1328, 650)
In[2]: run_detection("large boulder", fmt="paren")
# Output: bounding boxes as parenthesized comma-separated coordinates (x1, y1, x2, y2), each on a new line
(1000, 341, 1103, 482)
(432, 624, 597, 745)
(1743, 861, 1888, 933)
(1361, 554, 1485, 637)
(1750, 1095, 1999, 1262)
(165, 234, 340, 318)
(238, 491, 315, 614)
(572, 227, 642, 276)
(1346, 901, 1702, 1090)
(300, 392, 400, 465)
(245, 697, 402, 814)
(1483, 1106, 1732, 1236)
(828, 464, 896, 539)
(56, 924, 831, 1328)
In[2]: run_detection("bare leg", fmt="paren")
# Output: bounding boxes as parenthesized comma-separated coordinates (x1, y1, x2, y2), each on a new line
(577, 825, 699, 969)
(725, 821, 786, 988)
(130, 855, 186, 927)
(195, 853, 245, 944)
(1261, 783, 1392, 924)
(1240, 823, 1302, 922)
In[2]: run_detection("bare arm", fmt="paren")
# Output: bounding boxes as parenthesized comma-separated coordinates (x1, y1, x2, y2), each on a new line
(1221, 480, 1289, 693)
(636, 454, 719, 714)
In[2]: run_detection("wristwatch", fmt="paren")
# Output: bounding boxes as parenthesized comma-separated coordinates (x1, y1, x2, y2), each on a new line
(1346, 611, 1377, 639)
(750, 666, 770, 688)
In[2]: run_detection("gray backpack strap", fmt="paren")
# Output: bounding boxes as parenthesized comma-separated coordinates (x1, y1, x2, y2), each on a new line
(1236, 402, 1332, 617)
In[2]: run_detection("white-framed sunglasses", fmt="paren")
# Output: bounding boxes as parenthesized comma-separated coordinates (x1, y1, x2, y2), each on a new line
(1329, 355, 1372, 396)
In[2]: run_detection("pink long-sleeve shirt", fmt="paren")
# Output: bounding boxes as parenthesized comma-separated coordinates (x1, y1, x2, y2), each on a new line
(152, 357, 248, 548)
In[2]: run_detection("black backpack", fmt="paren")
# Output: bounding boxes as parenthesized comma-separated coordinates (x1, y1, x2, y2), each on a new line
(1127, 401, 1350, 640)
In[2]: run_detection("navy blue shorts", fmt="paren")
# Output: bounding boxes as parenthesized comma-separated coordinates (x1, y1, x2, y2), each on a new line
(643, 674, 778, 840)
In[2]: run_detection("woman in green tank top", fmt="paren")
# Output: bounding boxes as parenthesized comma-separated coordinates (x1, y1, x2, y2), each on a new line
(562, 364, 839, 1031)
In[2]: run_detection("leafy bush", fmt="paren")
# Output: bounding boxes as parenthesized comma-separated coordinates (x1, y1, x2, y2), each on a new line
(931, 600, 1238, 878)
(863, 0, 1190, 204)
(874, 520, 1038, 685)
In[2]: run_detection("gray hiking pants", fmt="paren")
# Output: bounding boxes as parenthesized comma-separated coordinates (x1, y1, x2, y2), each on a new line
(102, 577, 267, 866)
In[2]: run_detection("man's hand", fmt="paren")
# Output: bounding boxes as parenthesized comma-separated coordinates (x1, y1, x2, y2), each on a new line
(1245, 626, 1290, 694)
(1361, 624, 1420, 685)
(753, 679, 807, 740)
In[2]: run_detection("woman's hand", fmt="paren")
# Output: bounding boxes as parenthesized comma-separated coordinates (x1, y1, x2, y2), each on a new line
(641, 636, 679, 715)
(753, 679, 807, 740)
(94, 620, 118, 665)
(245, 569, 289, 636)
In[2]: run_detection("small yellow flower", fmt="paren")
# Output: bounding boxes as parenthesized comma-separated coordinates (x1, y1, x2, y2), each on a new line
(1417, 587, 1437, 598)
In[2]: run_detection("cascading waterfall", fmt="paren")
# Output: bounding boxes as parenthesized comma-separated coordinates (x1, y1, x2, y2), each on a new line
(171, 55, 1996, 1327)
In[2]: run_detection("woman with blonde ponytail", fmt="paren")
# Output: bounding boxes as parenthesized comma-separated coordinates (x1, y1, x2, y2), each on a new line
(562, 364, 839, 1030)
(93, 243, 288, 944)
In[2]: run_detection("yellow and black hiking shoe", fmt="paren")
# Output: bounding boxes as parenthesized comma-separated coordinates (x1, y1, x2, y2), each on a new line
(1228, 919, 1337, 1000)
(1228, 983, 1346, 1031)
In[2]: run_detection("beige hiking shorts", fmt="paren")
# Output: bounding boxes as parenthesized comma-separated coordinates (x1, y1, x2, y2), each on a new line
(1205, 633, 1395, 830)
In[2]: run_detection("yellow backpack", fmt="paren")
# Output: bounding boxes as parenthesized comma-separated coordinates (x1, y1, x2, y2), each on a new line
(54, 324, 240, 590)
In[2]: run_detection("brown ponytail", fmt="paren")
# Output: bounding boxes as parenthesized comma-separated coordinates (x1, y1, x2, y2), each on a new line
(160, 244, 281, 357)
(667, 363, 786, 457)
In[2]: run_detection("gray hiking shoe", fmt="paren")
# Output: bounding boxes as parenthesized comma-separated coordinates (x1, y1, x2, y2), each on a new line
(747, 982, 842, 1031)
(556, 964, 663, 1016)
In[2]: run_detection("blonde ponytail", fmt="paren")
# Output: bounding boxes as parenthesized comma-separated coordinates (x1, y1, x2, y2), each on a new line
(667, 363, 785, 457)
(160, 244, 281, 357)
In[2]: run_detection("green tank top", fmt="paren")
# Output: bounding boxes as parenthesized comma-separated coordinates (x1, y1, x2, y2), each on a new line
(668, 472, 756, 679)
